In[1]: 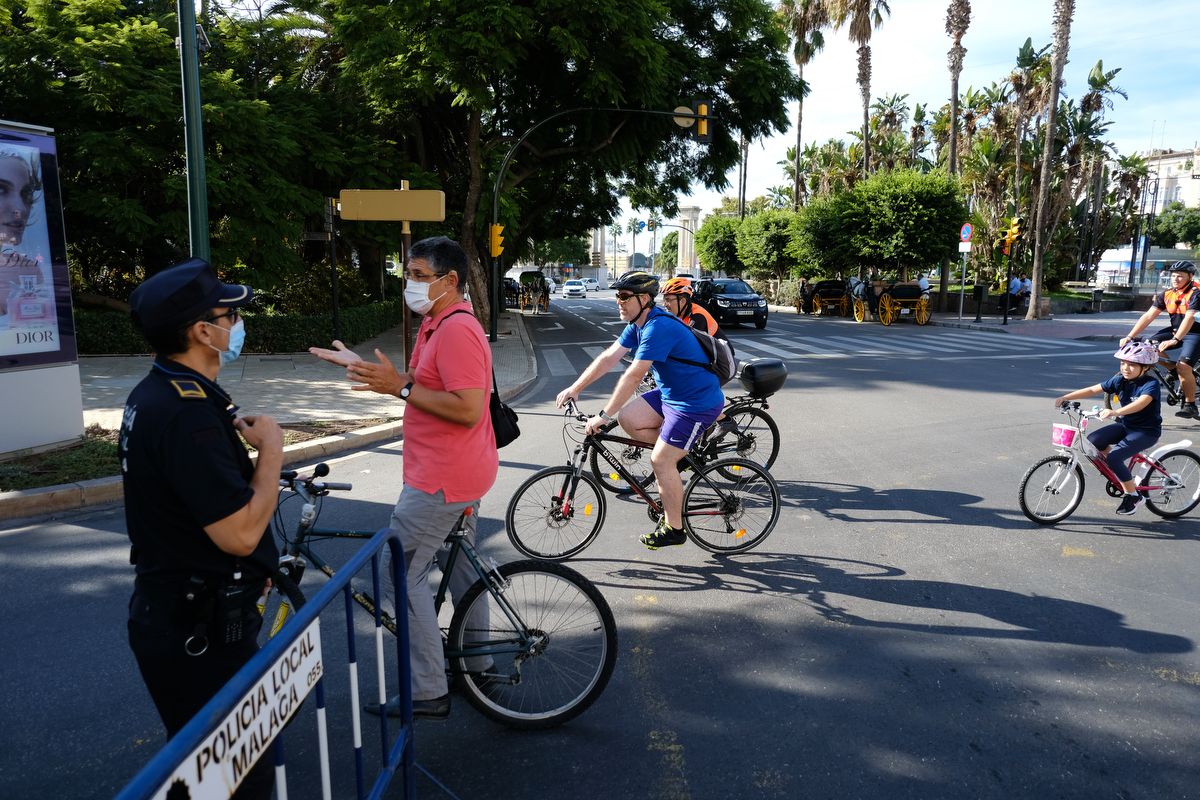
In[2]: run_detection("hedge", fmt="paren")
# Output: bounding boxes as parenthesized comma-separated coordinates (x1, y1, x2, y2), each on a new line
(74, 300, 408, 355)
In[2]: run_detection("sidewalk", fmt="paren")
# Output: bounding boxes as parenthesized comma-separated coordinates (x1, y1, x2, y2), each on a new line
(1, 312, 537, 522)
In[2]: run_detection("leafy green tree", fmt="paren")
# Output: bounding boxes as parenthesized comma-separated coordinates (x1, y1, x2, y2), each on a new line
(1151, 202, 1200, 249)
(531, 236, 589, 266)
(657, 231, 679, 273)
(736, 209, 795, 279)
(788, 193, 855, 276)
(846, 169, 966, 275)
(695, 214, 742, 276)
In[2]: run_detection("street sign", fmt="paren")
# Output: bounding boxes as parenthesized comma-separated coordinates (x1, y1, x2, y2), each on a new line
(338, 189, 445, 221)
(960, 223, 973, 242)
(958, 241, 972, 253)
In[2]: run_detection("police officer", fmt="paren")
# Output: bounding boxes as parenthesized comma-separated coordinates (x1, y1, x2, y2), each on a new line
(121, 258, 282, 800)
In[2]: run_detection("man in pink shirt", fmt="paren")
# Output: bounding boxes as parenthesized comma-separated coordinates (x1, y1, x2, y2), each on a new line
(311, 236, 497, 719)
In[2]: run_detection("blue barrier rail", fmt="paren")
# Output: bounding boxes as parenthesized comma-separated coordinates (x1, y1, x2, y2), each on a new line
(114, 528, 415, 800)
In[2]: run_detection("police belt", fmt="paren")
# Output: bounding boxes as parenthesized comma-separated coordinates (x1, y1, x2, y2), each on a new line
(132, 575, 266, 656)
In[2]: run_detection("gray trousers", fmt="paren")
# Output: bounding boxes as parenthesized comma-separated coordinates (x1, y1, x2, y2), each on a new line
(387, 486, 488, 701)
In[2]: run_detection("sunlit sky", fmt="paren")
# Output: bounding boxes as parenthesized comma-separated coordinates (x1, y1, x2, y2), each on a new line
(619, 0, 1198, 241)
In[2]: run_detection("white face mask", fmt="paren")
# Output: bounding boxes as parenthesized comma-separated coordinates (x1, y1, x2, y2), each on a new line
(404, 273, 448, 315)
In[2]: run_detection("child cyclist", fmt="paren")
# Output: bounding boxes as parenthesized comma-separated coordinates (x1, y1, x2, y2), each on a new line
(1053, 340, 1162, 515)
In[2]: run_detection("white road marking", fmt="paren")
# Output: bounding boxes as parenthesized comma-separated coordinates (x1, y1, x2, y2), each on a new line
(542, 348, 576, 376)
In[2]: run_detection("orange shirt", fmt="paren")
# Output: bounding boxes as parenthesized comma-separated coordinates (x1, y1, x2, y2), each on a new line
(686, 303, 720, 336)
(404, 301, 498, 502)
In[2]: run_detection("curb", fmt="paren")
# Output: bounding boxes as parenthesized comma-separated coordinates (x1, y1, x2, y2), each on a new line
(0, 421, 405, 525)
(1, 315, 539, 526)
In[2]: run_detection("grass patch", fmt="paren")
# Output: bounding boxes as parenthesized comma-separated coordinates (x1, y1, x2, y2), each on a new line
(0, 419, 397, 493)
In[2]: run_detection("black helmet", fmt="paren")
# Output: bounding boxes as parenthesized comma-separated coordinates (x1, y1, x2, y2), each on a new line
(1169, 260, 1196, 275)
(611, 270, 660, 295)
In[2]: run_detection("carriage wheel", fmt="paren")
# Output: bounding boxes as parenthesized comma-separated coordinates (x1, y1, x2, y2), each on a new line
(852, 298, 866, 323)
(878, 295, 896, 326)
(838, 296, 849, 317)
(914, 295, 931, 325)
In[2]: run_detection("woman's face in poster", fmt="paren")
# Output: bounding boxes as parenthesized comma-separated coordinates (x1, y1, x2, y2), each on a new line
(0, 155, 36, 247)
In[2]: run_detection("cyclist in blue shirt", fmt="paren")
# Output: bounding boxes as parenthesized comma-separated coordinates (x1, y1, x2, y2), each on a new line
(557, 271, 725, 548)
(1053, 340, 1162, 515)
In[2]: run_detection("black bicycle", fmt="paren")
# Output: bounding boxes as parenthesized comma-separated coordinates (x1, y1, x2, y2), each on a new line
(505, 400, 781, 559)
(257, 463, 618, 729)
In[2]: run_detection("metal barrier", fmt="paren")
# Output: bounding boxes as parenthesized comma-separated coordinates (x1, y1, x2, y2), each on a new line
(114, 528, 415, 800)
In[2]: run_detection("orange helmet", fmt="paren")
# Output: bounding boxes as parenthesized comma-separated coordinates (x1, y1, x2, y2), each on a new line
(661, 277, 693, 296)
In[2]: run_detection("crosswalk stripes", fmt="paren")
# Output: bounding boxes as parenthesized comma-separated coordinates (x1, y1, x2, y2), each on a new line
(542, 328, 1111, 374)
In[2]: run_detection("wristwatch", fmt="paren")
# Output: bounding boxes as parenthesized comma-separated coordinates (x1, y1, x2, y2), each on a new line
(399, 381, 414, 400)
(599, 410, 615, 422)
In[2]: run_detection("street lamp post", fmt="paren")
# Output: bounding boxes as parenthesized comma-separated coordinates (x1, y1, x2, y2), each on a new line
(177, 1, 210, 261)
(489, 104, 714, 340)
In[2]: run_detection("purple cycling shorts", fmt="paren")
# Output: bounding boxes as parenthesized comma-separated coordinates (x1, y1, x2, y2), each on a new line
(639, 389, 724, 451)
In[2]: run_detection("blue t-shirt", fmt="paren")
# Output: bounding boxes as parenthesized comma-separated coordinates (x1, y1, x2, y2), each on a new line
(1100, 372, 1161, 435)
(617, 306, 724, 412)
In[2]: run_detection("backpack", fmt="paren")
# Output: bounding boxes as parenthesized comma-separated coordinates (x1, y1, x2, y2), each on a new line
(662, 312, 738, 385)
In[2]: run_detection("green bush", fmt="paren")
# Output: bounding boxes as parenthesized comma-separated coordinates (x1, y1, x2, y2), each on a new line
(775, 279, 800, 307)
(74, 300, 408, 355)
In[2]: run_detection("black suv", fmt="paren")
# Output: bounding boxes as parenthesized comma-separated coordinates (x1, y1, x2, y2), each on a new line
(693, 278, 768, 329)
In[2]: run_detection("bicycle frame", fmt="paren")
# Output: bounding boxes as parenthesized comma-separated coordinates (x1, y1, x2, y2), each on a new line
(1051, 407, 1194, 494)
(275, 476, 541, 676)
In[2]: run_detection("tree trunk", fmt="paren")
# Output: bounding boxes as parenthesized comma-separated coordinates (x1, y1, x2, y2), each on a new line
(1028, 0, 1075, 320)
(794, 63, 805, 212)
(858, 45, 872, 177)
(948, 58, 961, 175)
(460, 108, 491, 332)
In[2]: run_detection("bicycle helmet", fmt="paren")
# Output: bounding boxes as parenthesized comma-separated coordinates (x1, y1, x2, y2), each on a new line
(610, 270, 660, 296)
(1114, 340, 1158, 365)
(661, 276, 693, 296)
(1168, 260, 1196, 275)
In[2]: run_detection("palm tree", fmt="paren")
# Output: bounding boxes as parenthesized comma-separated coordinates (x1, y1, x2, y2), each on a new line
(608, 222, 622, 272)
(945, 0, 971, 176)
(1029, 0, 1075, 320)
(626, 216, 643, 266)
(829, 0, 891, 177)
(1009, 38, 1050, 212)
(779, 0, 831, 210)
(909, 103, 929, 167)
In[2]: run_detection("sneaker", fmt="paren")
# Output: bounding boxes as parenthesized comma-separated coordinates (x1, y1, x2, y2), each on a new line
(639, 520, 687, 550)
(1115, 494, 1145, 516)
(1175, 401, 1198, 419)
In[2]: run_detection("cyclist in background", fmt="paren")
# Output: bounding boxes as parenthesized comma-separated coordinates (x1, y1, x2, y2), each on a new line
(1120, 260, 1200, 419)
(659, 276, 737, 438)
(1053, 340, 1162, 515)
(556, 271, 725, 549)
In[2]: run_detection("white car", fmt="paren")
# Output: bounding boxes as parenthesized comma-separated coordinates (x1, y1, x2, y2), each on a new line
(562, 279, 587, 298)
(580, 277, 601, 291)
(546, 277, 558, 293)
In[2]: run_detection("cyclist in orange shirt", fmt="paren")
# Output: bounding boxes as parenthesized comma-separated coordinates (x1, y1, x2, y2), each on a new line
(659, 277, 737, 437)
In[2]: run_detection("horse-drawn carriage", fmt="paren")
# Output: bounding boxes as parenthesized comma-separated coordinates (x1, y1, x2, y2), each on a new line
(517, 271, 551, 313)
(810, 279, 849, 317)
(875, 283, 932, 325)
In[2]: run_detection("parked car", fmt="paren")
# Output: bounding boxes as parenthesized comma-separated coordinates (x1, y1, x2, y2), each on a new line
(563, 279, 587, 298)
(693, 278, 769, 329)
(581, 277, 601, 291)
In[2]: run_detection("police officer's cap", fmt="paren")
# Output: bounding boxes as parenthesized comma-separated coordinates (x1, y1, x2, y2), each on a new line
(130, 258, 254, 334)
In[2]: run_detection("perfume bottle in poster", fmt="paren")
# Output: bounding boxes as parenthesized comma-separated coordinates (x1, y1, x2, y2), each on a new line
(0, 142, 59, 355)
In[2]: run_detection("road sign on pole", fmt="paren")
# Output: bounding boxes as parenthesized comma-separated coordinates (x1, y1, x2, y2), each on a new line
(960, 223, 973, 242)
(338, 189, 446, 221)
(958, 241, 972, 253)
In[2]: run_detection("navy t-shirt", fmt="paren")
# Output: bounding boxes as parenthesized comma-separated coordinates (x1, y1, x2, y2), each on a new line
(617, 306, 724, 411)
(1099, 372, 1162, 436)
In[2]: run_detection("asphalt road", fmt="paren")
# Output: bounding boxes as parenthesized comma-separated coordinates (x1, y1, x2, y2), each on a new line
(2, 294, 1198, 800)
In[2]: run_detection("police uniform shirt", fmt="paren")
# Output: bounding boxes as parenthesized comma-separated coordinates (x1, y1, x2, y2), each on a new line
(119, 357, 276, 584)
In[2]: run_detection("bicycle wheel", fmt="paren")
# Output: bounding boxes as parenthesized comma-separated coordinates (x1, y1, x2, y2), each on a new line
(1144, 449, 1200, 518)
(447, 560, 617, 730)
(708, 406, 780, 472)
(257, 567, 306, 643)
(1018, 455, 1085, 524)
(681, 458, 780, 553)
(506, 467, 606, 560)
(589, 443, 655, 494)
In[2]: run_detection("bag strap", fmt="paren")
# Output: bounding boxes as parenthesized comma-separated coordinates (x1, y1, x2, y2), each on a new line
(657, 311, 717, 372)
(439, 308, 501, 400)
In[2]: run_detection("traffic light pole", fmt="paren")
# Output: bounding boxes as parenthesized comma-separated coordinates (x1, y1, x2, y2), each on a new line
(177, 0, 210, 261)
(488, 105, 714, 341)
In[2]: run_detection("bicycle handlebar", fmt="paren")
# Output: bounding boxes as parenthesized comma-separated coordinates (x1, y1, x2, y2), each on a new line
(563, 398, 589, 422)
(278, 461, 353, 493)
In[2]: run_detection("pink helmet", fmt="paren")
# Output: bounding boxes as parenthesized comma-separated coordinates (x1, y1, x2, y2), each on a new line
(1114, 340, 1158, 365)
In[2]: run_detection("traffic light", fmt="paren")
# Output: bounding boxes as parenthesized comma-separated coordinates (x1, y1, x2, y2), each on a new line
(691, 99, 712, 143)
(646, 220, 656, 232)
(1007, 216, 1024, 248)
(488, 223, 504, 258)
(995, 235, 1011, 257)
